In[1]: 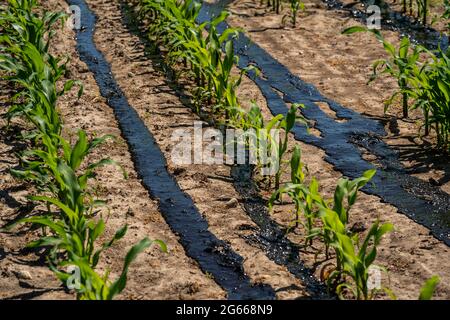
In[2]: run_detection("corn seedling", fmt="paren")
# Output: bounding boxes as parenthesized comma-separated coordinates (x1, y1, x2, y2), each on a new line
(319, 169, 376, 254)
(343, 26, 450, 152)
(274, 104, 306, 193)
(282, 0, 305, 28)
(342, 26, 422, 118)
(418, 275, 440, 300)
(269, 176, 323, 245)
(315, 170, 394, 300)
(407, 46, 450, 151)
(322, 212, 393, 300)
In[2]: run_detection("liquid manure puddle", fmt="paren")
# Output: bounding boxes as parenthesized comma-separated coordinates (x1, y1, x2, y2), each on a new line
(200, 0, 450, 246)
(323, 0, 449, 50)
(66, 0, 276, 300)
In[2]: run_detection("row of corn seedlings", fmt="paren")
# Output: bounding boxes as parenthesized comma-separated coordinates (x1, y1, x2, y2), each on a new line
(270, 162, 396, 298)
(132, 0, 442, 300)
(270, 137, 441, 299)
(343, 26, 450, 152)
(0, 0, 165, 299)
(135, 0, 307, 175)
(139, 0, 256, 124)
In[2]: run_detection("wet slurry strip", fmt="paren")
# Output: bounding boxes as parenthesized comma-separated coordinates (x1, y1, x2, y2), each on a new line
(323, 0, 449, 51)
(231, 164, 332, 299)
(66, 0, 276, 300)
(199, 1, 450, 246)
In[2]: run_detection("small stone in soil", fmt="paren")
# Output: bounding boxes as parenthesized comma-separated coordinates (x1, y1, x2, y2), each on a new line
(216, 195, 231, 202)
(13, 269, 32, 280)
(127, 208, 135, 217)
(173, 167, 186, 176)
(225, 198, 239, 208)
(350, 221, 366, 233)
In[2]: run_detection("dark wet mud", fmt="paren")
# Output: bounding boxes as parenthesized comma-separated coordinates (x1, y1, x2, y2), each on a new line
(199, 0, 450, 246)
(323, 0, 449, 50)
(66, 0, 276, 300)
(231, 164, 332, 299)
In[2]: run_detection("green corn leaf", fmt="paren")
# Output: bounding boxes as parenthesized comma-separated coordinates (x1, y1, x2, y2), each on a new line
(107, 237, 155, 300)
(341, 26, 368, 35)
(92, 225, 128, 267)
(27, 236, 62, 248)
(29, 195, 78, 224)
(70, 130, 89, 170)
(437, 79, 450, 101)
(285, 104, 298, 132)
(419, 276, 440, 300)
(399, 37, 410, 59)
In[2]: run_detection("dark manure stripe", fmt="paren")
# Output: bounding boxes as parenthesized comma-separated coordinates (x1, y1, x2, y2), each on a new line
(323, 0, 448, 51)
(66, 0, 276, 300)
(199, 0, 450, 246)
(231, 164, 332, 299)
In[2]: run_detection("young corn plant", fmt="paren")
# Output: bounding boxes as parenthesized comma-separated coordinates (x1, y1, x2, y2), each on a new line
(274, 104, 306, 193)
(282, 0, 305, 28)
(407, 47, 450, 151)
(313, 170, 377, 254)
(320, 169, 377, 255)
(315, 169, 395, 300)
(268, 146, 312, 231)
(342, 27, 422, 118)
(321, 210, 394, 300)
(237, 103, 305, 191)
(269, 175, 323, 246)
(332, 169, 377, 226)
(224, 102, 281, 183)
(419, 275, 440, 300)
(17, 210, 166, 300)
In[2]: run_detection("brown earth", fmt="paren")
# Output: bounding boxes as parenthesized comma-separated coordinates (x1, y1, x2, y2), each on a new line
(1, 0, 449, 300)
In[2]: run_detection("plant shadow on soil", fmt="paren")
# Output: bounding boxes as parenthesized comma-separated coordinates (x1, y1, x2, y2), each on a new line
(361, 113, 450, 188)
